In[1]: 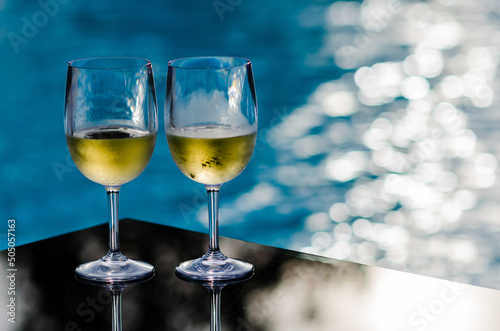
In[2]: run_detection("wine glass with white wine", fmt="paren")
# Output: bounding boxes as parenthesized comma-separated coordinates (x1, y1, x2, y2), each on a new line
(65, 57, 157, 283)
(166, 56, 257, 281)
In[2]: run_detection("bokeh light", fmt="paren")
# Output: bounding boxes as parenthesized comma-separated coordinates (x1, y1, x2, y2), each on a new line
(239, 0, 500, 288)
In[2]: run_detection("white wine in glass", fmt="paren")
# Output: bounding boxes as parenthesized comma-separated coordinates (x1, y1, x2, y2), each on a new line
(65, 57, 158, 283)
(67, 126, 156, 187)
(167, 125, 256, 185)
(166, 56, 258, 282)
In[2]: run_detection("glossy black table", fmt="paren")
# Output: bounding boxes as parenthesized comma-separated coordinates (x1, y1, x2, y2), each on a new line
(3, 219, 500, 331)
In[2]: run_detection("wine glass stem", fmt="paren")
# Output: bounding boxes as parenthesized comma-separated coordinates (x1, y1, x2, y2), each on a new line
(206, 186, 221, 252)
(210, 288, 222, 331)
(107, 188, 121, 253)
(111, 289, 123, 331)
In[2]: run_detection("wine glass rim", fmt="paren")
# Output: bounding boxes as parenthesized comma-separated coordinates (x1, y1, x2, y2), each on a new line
(68, 57, 152, 69)
(168, 56, 251, 69)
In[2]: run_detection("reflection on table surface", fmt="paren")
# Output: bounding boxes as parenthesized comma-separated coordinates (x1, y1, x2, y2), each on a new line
(2, 219, 500, 331)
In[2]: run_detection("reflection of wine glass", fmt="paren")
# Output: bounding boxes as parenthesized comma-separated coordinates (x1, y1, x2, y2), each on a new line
(207, 282, 232, 331)
(166, 56, 258, 281)
(109, 285, 124, 331)
(65, 57, 157, 283)
(176, 270, 253, 331)
(77, 272, 153, 331)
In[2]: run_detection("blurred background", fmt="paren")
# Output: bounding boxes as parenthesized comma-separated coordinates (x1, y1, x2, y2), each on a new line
(2, 0, 500, 288)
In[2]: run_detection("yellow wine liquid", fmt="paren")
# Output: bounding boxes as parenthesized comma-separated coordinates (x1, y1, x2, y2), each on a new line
(67, 126, 156, 187)
(167, 125, 256, 185)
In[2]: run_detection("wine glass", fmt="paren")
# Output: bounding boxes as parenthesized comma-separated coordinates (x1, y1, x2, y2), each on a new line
(77, 273, 153, 331)
(165, 56, 258, 281)
(176, 271, 253, 331)
(65, 57, 157, 283)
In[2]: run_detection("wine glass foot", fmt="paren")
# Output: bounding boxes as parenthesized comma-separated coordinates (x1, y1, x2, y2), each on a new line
(75, 252, 154, 284)
(175, 251, 254, 283)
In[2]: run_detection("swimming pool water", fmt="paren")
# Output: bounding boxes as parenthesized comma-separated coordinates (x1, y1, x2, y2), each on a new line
(3, 0, 500, 289)
(0, 0, 334, 248)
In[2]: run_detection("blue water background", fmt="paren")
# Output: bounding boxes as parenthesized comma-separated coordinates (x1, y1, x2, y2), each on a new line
(0, 0, 333, 247)
(3, 0, 500, 289)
